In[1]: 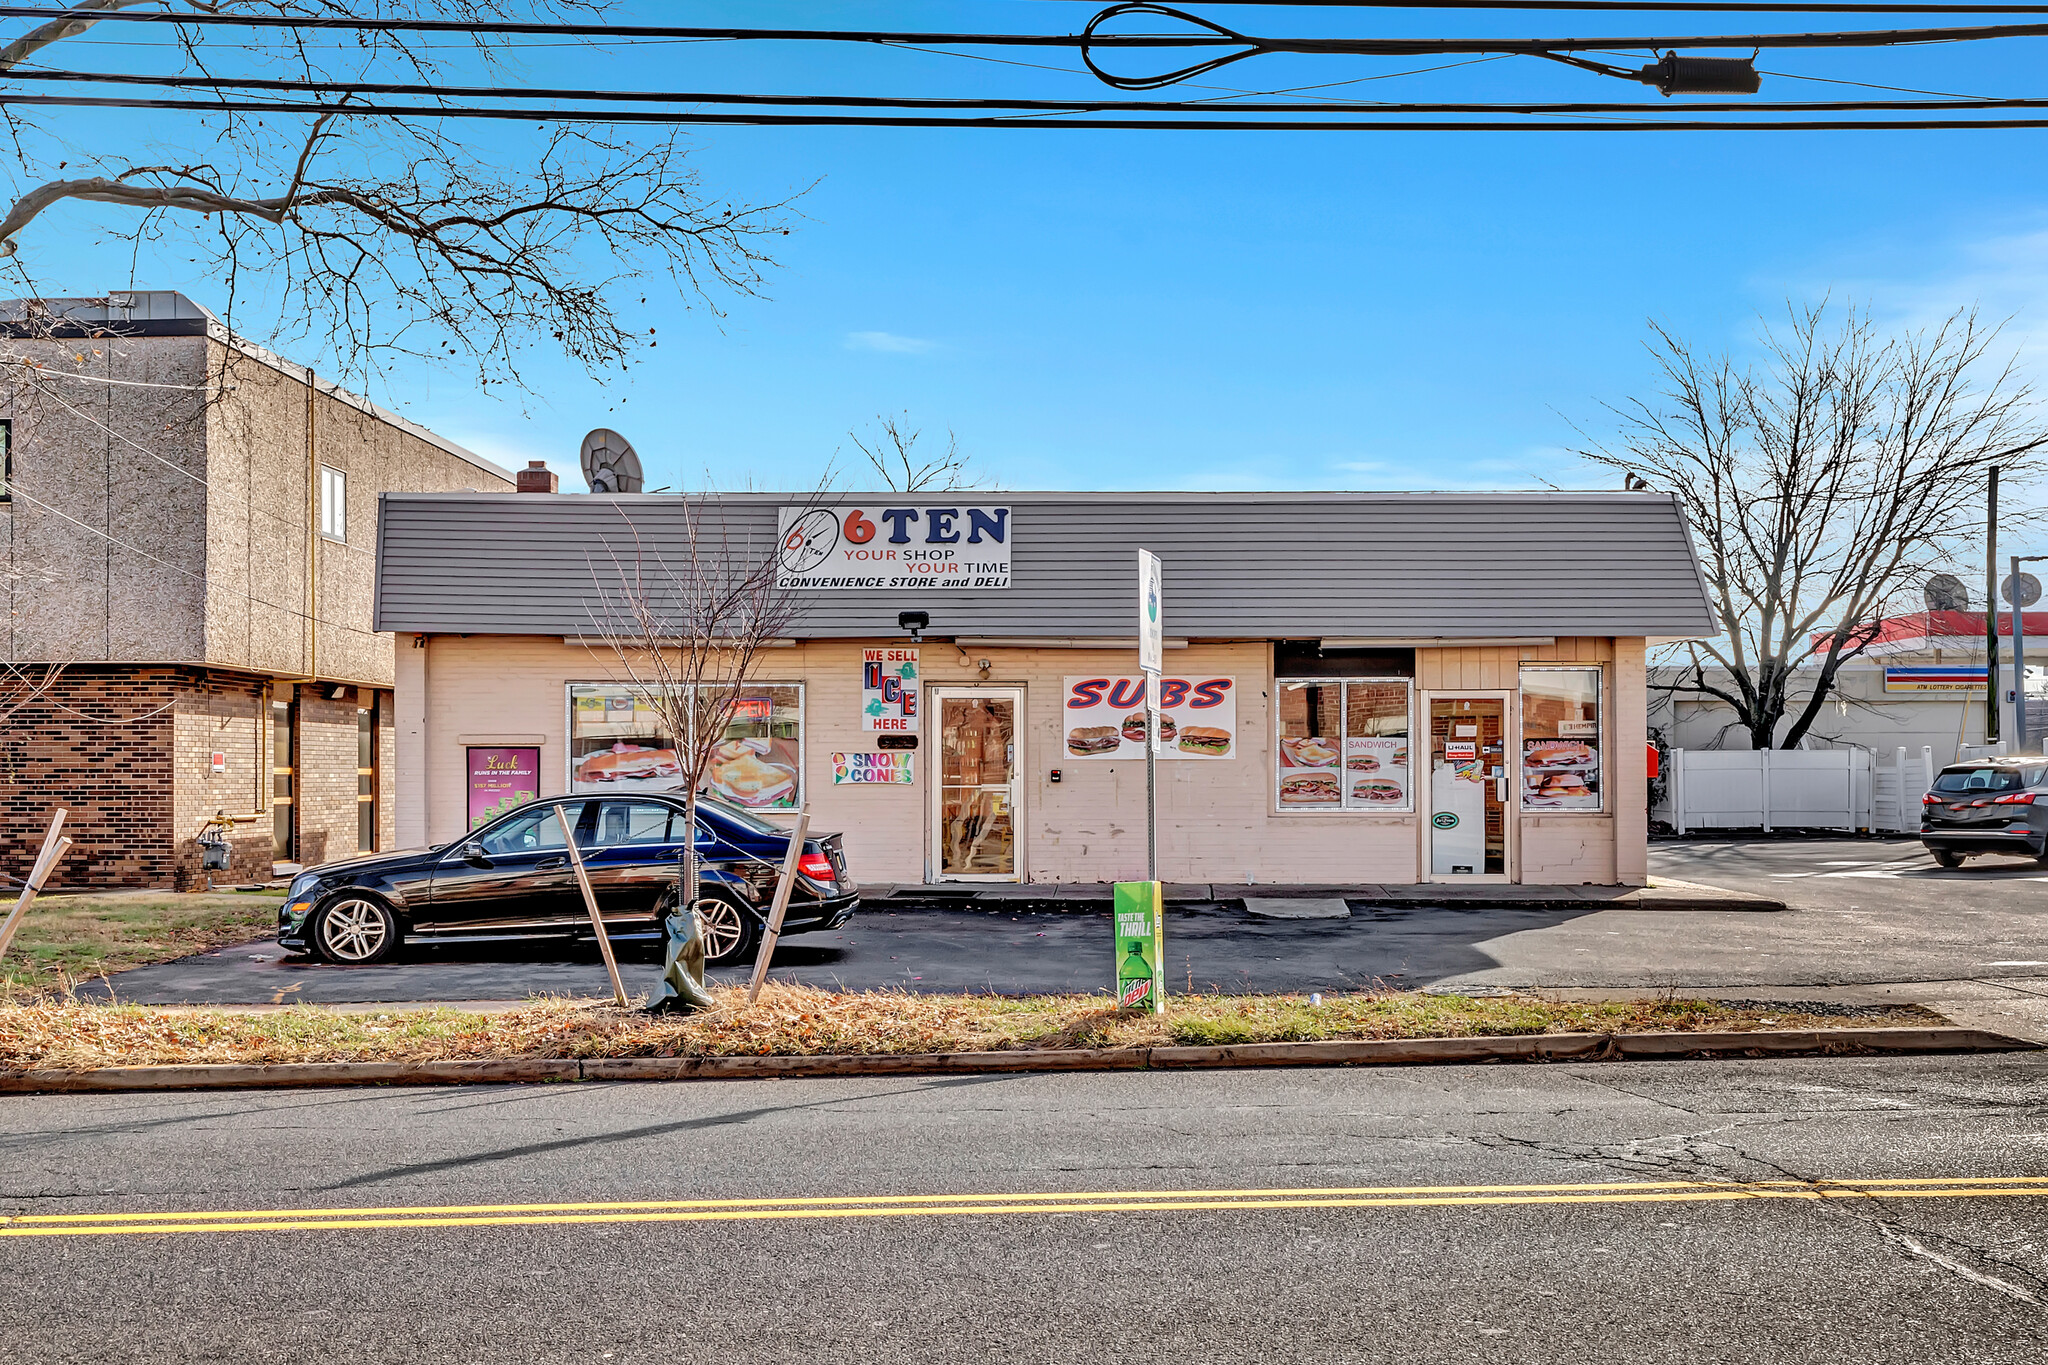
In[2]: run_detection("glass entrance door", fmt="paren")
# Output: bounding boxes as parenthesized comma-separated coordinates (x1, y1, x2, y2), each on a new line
(1427, 695, 1511, 879)
(932, 689, 1022, 880)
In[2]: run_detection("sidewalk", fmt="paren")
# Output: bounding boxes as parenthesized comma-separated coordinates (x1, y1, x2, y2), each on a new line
(864, 876, 1785, 913)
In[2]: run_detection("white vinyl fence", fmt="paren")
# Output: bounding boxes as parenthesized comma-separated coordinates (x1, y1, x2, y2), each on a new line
(1657, 746, 1939, 835)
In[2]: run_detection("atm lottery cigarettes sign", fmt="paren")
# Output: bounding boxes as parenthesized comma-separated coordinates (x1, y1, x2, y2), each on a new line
(1064, 675, 1236, 760)
(777, 504, 1011, 590)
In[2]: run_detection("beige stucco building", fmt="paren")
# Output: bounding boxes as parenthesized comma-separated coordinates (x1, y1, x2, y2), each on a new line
(376, 491, 1714, 888)
(0, 292, 514, 887)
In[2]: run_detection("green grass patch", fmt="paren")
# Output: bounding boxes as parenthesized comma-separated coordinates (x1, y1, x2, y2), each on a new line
(0, 892, 281, 998)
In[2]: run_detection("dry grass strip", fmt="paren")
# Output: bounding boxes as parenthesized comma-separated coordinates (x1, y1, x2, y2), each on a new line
(0, 986, 1939, 1071)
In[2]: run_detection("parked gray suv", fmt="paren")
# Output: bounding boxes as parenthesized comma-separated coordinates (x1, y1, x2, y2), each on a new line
(1920, 757, 2048, 868)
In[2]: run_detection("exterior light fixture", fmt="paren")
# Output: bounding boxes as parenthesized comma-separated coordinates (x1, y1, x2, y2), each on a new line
(898, 610, 929, 643)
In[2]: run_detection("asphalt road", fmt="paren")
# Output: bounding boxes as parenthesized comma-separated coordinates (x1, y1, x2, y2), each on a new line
(82, 838, 2048, 1004)
(2, 1053, 2044, 1363)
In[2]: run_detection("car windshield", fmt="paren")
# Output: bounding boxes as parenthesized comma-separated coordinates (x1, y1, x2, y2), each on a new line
(1932, 766, 2037, 794)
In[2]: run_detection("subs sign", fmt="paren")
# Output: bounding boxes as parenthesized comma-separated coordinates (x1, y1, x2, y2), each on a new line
(777, 505, 1011, 590)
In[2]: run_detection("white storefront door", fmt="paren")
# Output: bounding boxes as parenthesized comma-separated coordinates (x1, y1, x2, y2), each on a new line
(930, 688, 1024, 881)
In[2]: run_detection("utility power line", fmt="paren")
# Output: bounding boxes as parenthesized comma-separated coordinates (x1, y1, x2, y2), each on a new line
(1, 5, 2046, 55)
(1022, 0, 2048, 9)
(8, 69, 2048, 116)
(3, 92, 2046, 129)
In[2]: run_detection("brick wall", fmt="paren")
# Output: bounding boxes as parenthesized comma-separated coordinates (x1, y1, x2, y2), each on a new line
(376, 688, 397, 852)
(169, 670, 271, 889)
(0, 668, 177, 887)
(292, 685, 360, 870)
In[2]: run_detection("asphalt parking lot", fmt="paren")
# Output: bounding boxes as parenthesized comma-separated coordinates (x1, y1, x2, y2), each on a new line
(76, 836, 2048, 1006)
(1657, 833, 2048, 909)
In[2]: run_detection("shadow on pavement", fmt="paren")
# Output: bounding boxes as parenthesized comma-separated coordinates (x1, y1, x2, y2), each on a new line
(74, 901, 1600, 1006)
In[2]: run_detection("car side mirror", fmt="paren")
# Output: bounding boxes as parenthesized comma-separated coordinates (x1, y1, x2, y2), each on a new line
(462, 842, 489, 865)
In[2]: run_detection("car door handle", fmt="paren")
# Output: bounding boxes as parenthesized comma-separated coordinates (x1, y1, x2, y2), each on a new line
(536, 857, 566, 871)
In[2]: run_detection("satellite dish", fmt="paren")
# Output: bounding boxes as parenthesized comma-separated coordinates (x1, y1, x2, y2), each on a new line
(579, 428, 643, 494)
(2003, 572, 2042, 609)
(1924, 573, 1969, 613)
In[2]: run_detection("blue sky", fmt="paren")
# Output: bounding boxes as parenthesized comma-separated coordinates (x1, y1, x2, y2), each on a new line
(10, 2, 2048, 503)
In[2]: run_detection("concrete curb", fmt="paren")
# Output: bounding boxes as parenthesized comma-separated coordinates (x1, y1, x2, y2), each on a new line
(0, 1026, 2030, 1094)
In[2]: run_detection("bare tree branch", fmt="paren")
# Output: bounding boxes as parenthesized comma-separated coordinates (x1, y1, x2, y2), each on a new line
(844, 413, 988, 492)
(578, 494, 823, 942)
(0, 2, 806, 398)
(1581, 301, 2048, 748)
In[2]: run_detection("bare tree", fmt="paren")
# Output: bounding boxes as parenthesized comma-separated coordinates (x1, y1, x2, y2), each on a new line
(0, 2, 802, 397)
(581, 499, 814, 961)
(1581, 302, 2048, 749)
(845, 412, 986, 492)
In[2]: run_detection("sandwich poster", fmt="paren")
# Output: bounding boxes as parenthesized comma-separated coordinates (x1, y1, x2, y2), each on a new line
(1063, 676, 1236, 760)
(1521, 739, 1600, 810)
(1276, 736, 1409, 810)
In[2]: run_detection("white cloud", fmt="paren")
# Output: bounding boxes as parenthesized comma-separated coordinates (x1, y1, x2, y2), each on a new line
(1810, 216, 2048, 372)
(844, 330, 937, 354)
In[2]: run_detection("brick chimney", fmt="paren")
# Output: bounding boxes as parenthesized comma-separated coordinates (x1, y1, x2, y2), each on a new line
(515, 460, 558, 494)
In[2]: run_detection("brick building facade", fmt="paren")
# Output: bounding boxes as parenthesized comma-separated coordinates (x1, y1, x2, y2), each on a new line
(0, 292, 511, 888)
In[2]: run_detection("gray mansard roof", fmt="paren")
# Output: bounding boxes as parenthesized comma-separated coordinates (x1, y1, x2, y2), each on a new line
(373, 490, 1715, 641)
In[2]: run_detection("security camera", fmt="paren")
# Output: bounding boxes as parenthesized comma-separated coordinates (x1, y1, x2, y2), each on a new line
(898, 610, 929, 643)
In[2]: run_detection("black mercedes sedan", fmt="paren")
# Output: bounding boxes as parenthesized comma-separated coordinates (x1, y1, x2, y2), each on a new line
(278, 794, 857, 966)
(1920, 756, 2048, 868)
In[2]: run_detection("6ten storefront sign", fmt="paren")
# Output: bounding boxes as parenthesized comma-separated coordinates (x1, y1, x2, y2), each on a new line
(777, 505, 1011, 590)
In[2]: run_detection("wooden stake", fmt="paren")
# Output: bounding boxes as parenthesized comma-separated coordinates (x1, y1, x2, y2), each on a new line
(747, 807, 810, 1004)
(558, 802, 628, 1008)
(0, 809, 71, 965)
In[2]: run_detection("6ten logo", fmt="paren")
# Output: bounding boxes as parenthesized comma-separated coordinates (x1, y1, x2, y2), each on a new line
(779, 509, 840, 573)
(775, 505, 1012, 591)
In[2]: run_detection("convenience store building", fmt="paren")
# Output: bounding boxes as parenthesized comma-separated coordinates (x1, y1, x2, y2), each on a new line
(374, 491, 1714, 887)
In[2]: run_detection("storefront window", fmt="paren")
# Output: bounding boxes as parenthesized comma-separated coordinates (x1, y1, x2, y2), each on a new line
(1276, 678, 1412, 811)
(567, 683, 804, 810)
(1520, 667, 1602, 811)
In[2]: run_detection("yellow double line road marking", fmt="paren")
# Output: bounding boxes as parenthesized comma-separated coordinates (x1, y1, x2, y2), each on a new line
(4, 1177, 2045, 1238)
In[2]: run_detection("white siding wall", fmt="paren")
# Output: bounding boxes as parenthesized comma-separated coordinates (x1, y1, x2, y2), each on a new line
(405, 635, 1648, 886)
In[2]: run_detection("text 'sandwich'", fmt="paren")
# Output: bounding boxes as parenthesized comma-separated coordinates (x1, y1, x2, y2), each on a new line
(1526, 741, 1595, 769)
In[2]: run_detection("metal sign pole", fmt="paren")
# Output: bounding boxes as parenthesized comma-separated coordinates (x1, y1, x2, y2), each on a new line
(1137, 548, 1163, 885)
(2015, 555, 2030, 753)
(1986, 467, 2001, 743)
(1145, 671, 1158, 883)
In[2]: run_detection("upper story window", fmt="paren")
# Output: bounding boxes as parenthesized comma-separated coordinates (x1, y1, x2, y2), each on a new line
(318, 465, 347, 541)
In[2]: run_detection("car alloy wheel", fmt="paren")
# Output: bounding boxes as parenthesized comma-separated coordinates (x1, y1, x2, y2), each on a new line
(691, 892, 760, 966)
(315, 896, 397, 964)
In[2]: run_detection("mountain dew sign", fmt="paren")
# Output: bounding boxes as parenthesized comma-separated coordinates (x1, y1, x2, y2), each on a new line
(862, 648, 919, 733)
(1114, 881, 1166, 1014)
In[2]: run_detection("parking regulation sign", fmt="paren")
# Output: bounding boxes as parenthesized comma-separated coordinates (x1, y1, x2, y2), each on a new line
(1137, 548, 1163, 675)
